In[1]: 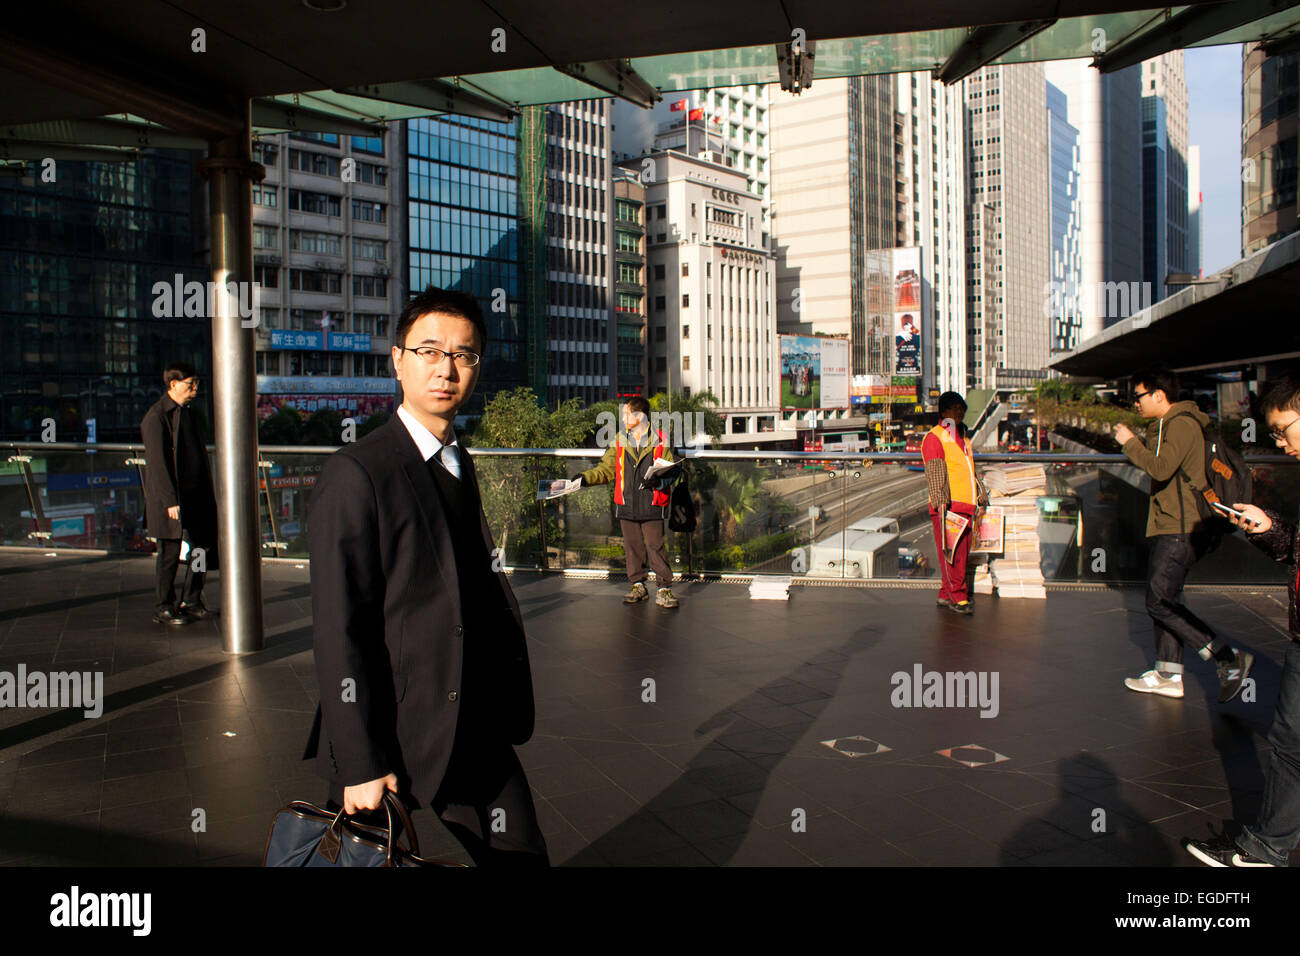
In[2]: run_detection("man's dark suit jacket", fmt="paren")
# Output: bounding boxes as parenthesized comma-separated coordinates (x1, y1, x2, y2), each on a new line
(302, 415, 535, 806)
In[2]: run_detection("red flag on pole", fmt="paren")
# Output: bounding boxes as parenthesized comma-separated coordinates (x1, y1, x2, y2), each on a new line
(688, 108, 704, 121)
(669, 99, 688, 111)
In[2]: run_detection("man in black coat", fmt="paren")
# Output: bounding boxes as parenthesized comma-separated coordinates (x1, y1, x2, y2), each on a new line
(303, 286, 548, 867)
(140, 362, 218, 625)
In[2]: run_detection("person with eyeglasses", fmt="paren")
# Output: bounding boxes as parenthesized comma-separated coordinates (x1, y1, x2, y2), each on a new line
(303, 286, 548, 867)
(1185, 377, 1300, 866)
(140, 361, 218, 625)
(1113, 366, 1254, 702)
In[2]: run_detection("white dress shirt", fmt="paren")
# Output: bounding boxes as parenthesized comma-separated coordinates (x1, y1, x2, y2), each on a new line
(397, 403, 461, 479)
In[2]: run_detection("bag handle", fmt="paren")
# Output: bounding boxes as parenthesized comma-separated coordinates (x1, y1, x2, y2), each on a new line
(322, 791, 421, 865)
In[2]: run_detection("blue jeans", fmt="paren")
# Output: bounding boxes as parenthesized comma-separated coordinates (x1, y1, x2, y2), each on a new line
(1237, 641, 1300, 866)
(1145, 532, 1223, 673)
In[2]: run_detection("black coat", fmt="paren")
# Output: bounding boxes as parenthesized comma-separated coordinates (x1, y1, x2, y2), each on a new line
(301, 416, 535, 806)
(140, 395, 217, 551)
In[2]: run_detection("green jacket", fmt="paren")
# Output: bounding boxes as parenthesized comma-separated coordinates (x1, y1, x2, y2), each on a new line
(581, 428, 675, 521)
(1120, 400, 1212, 537)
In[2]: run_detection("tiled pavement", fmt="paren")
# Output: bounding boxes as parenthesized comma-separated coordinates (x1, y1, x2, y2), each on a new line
(0, 548, 1295, 867)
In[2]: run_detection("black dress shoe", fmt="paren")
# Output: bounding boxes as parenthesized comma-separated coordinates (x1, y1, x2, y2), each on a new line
(178, 602, 217, 620)
(153, 607, 194, 626)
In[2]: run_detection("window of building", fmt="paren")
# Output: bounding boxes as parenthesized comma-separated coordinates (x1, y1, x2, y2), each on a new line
(656, 326, 666, 342)
(253, 225, 278, 248)
(289, 269, 342, 294)
(655, 295, 666, 311)
(655, 356, 667, 372)
(353, 276, 388, 297)
(288, 189, 340, 216)
(253, 265, 279, 288)
(288, 148, 340, 177)
(353, 238, 387, 259)
(681, 262, 689, 277)
(654, 264, 665, 280)
(252, 185, 278, 208)
(683, 356, 690, 370)
(682, 325, 690, 339)
(682, 294, 689, 308)
(290, 230, 343, 255)
(351, 199, 386, 224)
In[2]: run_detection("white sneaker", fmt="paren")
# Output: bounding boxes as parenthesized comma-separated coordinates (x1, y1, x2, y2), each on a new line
(1124, 669, 1184, 698)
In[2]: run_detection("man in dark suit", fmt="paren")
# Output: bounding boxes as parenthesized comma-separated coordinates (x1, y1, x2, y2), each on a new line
(303, 286, 548, 867)
(140, 361, 218, 625)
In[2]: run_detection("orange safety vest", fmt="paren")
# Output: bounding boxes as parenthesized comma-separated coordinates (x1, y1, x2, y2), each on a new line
(928, 423, 977, 506)
(614, 429, 670, 507)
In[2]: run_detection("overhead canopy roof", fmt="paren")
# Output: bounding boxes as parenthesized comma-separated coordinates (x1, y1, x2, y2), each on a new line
(2, 0, 1299, 156)
(1050, 230, 1300, 379)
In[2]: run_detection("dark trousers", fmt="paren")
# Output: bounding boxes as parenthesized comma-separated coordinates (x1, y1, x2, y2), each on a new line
(620, 518, 672, 588)
(154, 537, 204, 612)
(931, 504, 975, 602)
(1145, 532, 1223, 673)
(328, 735, 549, 869)
(1239, 640, 1300, 866)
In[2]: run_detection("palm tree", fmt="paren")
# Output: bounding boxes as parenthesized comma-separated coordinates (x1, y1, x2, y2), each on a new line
(711, 467, 767, 543)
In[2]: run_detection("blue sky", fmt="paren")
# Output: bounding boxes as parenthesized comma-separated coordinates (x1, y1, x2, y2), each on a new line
(1186, 45, 1243, 273)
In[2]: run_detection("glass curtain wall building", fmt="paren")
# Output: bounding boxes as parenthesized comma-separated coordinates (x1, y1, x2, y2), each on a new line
(407, 115, 524, 416)
(0, 149, 208, 441)
(1242, 47, 1300, 255)
(1047, 81, 1083, 354)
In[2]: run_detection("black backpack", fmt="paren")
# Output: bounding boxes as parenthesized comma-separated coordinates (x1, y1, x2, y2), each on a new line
(1170, 411, 1254, 541)
(668, 470, 696, 533)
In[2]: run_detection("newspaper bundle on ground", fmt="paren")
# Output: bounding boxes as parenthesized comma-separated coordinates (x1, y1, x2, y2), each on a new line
(536, 478, 581, 501)
(943, 510, 970, 564)
(640, 457, 683, 488)
(749, 574, 792, 601)
(977, 463, 1047, 599)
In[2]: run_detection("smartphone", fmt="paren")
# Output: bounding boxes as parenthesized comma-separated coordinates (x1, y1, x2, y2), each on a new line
(1211, 501, 1247, 520)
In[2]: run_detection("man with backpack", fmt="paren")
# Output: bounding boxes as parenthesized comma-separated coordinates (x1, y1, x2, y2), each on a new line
(578, 397, 681, 608)
(1184, 377, 1300, 866)
(1114, 366, 1254, 702)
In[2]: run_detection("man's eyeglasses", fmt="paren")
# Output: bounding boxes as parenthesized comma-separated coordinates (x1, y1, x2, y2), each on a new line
(1132, 390, 1152, 404)
(1269, 418, 1300, 444)
(181, 378, 199, 391)
(399, 346, 480, 368)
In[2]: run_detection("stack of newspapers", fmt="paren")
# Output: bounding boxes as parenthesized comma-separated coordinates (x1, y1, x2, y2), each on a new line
(749, 574, 792, 601)
(980, 464, 1047, 599)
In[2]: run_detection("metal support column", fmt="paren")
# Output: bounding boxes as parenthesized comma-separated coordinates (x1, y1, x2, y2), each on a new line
(198, 107, 266, 653)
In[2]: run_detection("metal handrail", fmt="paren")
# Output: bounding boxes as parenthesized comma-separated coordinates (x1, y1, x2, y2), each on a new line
(3, 441, 1295, 465)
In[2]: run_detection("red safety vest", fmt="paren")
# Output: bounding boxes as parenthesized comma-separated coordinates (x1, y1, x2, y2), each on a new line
(614, 429, 670, 507)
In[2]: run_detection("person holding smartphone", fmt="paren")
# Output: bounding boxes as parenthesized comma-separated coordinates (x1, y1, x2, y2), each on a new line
(1185, 377, 1300, 866)
(1113, 366, 1253, 702)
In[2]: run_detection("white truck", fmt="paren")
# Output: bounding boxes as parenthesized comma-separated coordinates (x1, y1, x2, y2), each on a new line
(807, 515, 901, 578)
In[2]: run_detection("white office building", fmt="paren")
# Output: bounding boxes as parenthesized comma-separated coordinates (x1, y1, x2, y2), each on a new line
(624, 150, 778, 443)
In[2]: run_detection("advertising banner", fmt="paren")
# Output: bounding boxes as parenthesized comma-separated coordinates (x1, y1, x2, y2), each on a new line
(893, 246, 922, 376)
(780, 335, 849, 410)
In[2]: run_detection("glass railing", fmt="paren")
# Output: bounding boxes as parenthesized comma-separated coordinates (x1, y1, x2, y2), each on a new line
(2, 441, 1295, 587)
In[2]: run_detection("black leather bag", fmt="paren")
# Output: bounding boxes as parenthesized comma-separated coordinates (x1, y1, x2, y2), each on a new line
(263, 791, 465, 867)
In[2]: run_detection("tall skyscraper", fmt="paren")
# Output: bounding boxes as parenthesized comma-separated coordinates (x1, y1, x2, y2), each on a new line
(1242, 47, 1299, 256)
(407, 114, 524, 417)
(1188, 144, 1202, 275)
(769, 75, 897, 377)
(612, 168, 647, 398)
(1046, 80, 1083, 354)
(894, 71, 969, 396)
(1141, 52, 1190, 300)
(251, 128, 405, 424)
(538, 99, 613, 407)
(1043, 59, 1145, 338)
(0, 149, 208, 441)
(964, 63, 1052, 390)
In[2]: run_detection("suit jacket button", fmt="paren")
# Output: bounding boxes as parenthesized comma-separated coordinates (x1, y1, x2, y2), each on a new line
(454, 625, 464, 637)
(448, 691, 458, 701)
